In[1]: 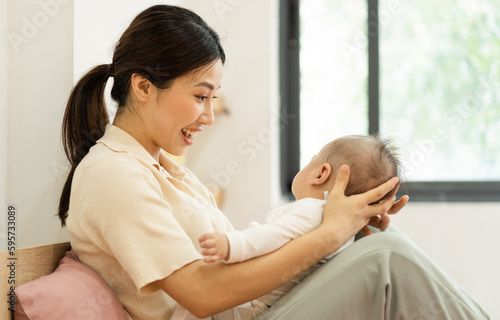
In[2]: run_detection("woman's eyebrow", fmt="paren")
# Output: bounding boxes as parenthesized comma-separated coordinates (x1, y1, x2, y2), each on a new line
(194, 82, 220, 90)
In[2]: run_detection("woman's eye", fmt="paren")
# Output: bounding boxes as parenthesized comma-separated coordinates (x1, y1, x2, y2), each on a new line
(196, 95, 218, 102)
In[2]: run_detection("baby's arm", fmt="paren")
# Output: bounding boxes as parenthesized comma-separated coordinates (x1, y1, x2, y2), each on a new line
(198, 213, 314, 264)
(224, 200, 324, 263)
(199, 232, 230, 263)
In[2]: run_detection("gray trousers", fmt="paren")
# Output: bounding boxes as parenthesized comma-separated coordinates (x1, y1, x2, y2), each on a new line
(256, 226, 490, 320)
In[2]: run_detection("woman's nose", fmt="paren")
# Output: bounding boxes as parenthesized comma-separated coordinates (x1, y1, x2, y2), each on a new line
(200, 101, 215, 126)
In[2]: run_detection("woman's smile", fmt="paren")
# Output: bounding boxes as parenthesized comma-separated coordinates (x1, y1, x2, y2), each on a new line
(181, 127, 202, 145)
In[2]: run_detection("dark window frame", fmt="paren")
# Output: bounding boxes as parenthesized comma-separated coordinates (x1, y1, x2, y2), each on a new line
(279, 0, 500, 202)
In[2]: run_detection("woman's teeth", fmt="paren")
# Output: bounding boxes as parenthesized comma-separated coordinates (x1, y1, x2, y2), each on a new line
(182, 128, 197, 138)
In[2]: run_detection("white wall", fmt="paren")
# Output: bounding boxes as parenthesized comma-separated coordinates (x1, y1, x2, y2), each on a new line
(1, 0, 9, 250)
(392, 202, 500, 318)
(6, 0, 74, 248)
(74, 0, 181, 82)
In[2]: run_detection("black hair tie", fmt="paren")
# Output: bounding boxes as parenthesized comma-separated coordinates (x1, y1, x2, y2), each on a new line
(107, 64, 114, 77)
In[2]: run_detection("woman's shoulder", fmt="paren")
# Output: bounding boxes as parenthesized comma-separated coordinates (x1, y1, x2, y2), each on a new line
(73, 143, 160, 192)
(78, 143, 146, 173)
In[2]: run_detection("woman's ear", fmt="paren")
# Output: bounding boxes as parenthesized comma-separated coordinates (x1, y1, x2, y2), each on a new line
(313, 163, 332, 186)
(130, 73, 153, 102)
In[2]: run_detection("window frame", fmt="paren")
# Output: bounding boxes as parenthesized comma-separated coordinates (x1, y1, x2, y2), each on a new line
(279, 0, 500, 202)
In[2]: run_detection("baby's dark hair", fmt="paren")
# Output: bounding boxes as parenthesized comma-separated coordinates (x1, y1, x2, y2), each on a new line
(319, 135, 402, 201)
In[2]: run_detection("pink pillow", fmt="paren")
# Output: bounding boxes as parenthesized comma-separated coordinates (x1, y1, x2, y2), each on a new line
(14, 250, 128, 320)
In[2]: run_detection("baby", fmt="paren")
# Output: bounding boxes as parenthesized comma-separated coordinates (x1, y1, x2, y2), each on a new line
(173, 135, 401, 320)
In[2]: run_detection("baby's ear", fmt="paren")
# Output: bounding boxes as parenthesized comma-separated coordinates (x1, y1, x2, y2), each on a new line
(313, 163, 332, 185)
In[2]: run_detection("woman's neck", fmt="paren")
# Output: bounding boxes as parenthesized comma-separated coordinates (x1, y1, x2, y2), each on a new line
(113, 111, 161, 162)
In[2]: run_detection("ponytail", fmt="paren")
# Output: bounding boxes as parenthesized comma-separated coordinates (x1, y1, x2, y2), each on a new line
(58, 64, 110, 226)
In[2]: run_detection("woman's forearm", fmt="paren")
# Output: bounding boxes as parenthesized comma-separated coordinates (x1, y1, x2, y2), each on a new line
(154, 225, 341, 318)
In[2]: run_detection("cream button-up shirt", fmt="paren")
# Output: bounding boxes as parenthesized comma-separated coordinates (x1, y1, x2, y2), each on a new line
(67, 124, 234, 320)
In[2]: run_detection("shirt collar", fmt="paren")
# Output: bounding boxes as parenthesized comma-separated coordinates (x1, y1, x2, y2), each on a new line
(97, 124, 187, 180)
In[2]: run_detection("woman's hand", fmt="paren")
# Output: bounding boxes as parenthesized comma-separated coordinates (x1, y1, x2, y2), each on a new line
(320, 165, 404, 250)
(362, 182, 409, 235)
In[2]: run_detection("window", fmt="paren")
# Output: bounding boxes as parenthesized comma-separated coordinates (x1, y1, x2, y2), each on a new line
(280, 0, 500, 201)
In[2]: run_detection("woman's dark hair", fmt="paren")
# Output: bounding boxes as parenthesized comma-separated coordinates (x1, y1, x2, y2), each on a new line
(58, 5, 226, 226)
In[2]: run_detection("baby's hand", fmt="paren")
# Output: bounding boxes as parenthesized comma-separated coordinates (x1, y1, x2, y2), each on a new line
(199, 232, 230, 263)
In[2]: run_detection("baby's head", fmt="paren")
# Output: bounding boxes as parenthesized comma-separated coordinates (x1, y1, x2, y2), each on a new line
(291, 135, 401, 201)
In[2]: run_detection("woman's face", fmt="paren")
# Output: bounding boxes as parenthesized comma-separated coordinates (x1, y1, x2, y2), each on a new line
(147, 59, 223, 156)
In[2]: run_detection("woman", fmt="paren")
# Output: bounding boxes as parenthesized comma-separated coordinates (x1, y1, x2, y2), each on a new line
(59, 5, 489, 320)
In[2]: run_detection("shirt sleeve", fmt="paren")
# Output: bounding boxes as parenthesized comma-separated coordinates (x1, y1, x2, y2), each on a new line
(225, 199, 324, 263)
(73, 154, 202, 294)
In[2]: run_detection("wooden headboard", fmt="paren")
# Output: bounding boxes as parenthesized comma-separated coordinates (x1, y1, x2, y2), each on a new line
(0, 242, 71, 320)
